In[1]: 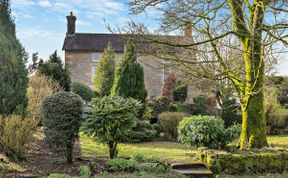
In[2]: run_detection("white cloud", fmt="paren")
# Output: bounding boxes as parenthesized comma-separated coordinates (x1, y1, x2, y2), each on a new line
(17, 28, 55, 38)
(39, 0, 53, 8)
(12, 0, 34, 7)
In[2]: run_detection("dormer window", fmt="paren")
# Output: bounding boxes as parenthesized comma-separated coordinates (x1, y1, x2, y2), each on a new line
(92, 53, 100, 62)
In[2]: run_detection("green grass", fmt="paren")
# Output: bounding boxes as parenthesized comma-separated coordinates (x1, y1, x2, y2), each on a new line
(267, 135, 288, 148)
(80, 134, 197, 162)
(80, 134, 288, 163)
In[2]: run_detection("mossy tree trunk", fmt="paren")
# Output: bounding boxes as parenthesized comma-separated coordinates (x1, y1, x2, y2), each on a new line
(228, 0, 268, 149)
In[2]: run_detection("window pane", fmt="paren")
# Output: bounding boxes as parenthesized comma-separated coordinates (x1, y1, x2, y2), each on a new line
(92, 53, 100, 62)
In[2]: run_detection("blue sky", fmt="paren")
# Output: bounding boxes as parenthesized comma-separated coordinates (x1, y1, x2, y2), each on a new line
(11, 0, 159, 60)
(11, 0, 288, 75)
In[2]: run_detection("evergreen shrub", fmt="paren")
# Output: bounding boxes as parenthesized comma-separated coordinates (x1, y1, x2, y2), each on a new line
(178, 116, 241, 149)
(41, 92, 83, 163)
(71, 82, 95, 102)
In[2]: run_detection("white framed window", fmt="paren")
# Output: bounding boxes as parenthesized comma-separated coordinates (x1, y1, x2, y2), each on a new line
(92, 66, 97, 82)
(92, 53, 100, 62)
(163, 67, 170, 82)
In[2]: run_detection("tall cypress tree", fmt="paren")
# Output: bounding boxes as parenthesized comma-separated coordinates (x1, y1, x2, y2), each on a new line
(94, 43, 115, 96)
(111, 41, 147, 116)
(0, 0, 28, 115)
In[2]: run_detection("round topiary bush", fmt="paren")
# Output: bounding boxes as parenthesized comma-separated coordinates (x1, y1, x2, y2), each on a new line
(41, 92, 83, 163)
(71, 82, 95, 102)
(178, 116, 240, 149)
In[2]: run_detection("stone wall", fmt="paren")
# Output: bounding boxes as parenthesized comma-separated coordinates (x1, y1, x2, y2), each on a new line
(65, 51, 165, 97)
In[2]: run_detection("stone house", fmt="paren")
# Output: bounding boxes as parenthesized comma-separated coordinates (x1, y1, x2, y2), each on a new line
(62, 12, 194, 101)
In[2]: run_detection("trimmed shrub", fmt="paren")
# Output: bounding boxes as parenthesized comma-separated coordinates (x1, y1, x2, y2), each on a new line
(178, 116, 241, 149)
(27, 73, 62, 124)
(0, 115, 37, 160)
(82, 96, 142, 159)
(41, 92, 83, 163)
(158, 112, 189, 139)
(127, 119, 158, 143)
(176, 103, 194, 114)
(71, 82, 95, 102)
(197, 148, 288, 174)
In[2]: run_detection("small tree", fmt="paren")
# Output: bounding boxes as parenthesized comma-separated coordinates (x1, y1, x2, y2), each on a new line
(41, 92, 83, 164)
(94, 43, 116, 96)
(111, 41, 147, 116)
(38, 51, 71, 91)
(82, 96, 142, 159)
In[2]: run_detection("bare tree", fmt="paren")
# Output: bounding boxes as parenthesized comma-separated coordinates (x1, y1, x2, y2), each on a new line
(127, 0, 288, 149)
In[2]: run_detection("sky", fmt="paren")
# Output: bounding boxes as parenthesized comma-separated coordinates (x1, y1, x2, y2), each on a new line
(11, 0, 159, 60)
(10, 0, 288, 75)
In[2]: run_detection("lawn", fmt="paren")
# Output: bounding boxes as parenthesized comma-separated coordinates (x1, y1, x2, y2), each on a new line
(80, 134, 197, 162)
(267, 135, 288, 148)
(80, 134, 288, 163)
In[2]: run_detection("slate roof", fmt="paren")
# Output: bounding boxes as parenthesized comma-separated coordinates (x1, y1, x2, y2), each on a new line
(62, 33, 190, 52)
(63, 33, 131, 52)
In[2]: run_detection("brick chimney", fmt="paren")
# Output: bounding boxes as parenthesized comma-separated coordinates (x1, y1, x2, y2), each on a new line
(66, 12, 76, 36)
(183, 21, 192, 37)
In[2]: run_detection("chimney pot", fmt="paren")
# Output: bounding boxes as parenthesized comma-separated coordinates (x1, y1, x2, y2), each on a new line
(66, 12, 76, 36)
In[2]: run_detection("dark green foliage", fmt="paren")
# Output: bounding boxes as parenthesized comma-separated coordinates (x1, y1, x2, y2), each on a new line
(94, 43, 116, 96)
(107, 158, 137, 172)
(173, 81, 188, 102)
(198, 148, 288, 174)
(148, 96, 170, 118)
(38, 51, 71, 91)
(178, 116, 241, 149)
(47, 174, 71, 178)
(221, 97, 241, 127)
(111, 41, 148, 116)
(0, 0, 28, 115)
(71, 82, 95, 102)
(107, 155, 168, 174)
(41, 92, 83, 163)
(127, 119, 158, 143)
(82, 96, 142, 159)
(28, 52, 39, 73)
(176, 103, 194, 114)
(158, 112, 189, 139)
(192, 95, 208, 115)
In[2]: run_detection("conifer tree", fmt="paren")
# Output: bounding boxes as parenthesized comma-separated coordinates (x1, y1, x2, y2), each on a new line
(111, 41, 147, 116)
(0, 0, 28, 115)
(94, 43, 115, 96)
(38, 51, 71, 91)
